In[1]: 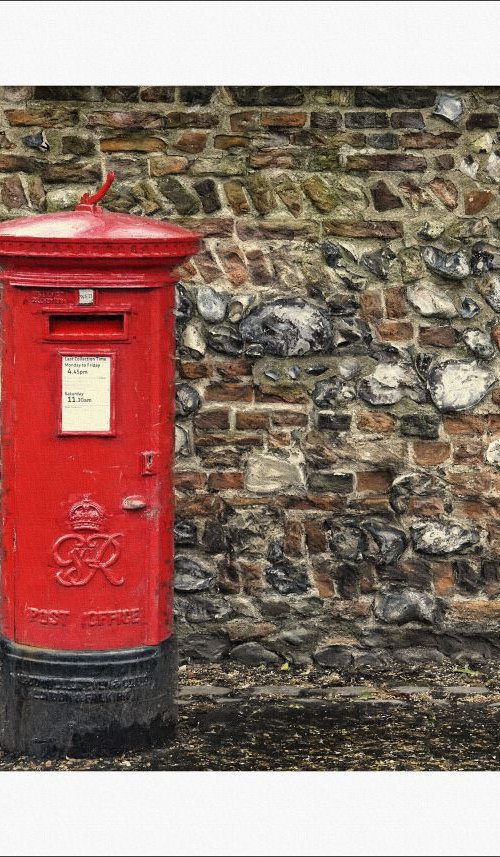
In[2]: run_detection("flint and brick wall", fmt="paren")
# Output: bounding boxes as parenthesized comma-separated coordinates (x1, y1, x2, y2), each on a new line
(2, 85, 500, 669)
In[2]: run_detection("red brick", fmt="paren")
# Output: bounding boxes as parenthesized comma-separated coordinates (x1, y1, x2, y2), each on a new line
(174, 471, 207, 491)
(464, 190, 493, 215)
(164, 112, 218, 129)
(87, 111, 162, 129)
(230, 111, 260, 132)
(195, 432, 263, 448)
(360, 290, 384, 321)
(419, 325, 457, 347)
(356, 411, 396, 433)
(304, 519, 328, 554)
(401, 131, 460, 148)
(5, 106, 78, 127)
(261, 112, 307, 128)
(345, 153, 426, 172)
(272, 411, 308, 427)
(453, 440, 484, 465)
(312, 560, 336, 597)
(205, 383, 253, 402)
(215, 359, 253, 379)
(384, 287, 408, 318)
(324, 220, 404, 239)
(443, 415, 486, 434)
(256, 385, 309, 404)
(428, 177, 458, 210)
(179, 360, 213, 380)
(214, 134, 250, 149)
(356, 470, 393, 492)
(194, 410, 230, 431)
(176, 495, 225, 518)
(412, 441, 451, 466)
(235, 411, 270, 430)
(447, 471, 492, 497)
(376, 320, 413, 342)
(432, 562, 455, 597)
(284, 519, 304, 556)
(407, 497, 445, 517)
(175, 130, 208, 153)
(268, 431, 291, 448)
(208, 471, 244, 491)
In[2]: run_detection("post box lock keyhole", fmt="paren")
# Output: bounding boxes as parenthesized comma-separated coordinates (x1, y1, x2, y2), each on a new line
(141, 450, 158, 475)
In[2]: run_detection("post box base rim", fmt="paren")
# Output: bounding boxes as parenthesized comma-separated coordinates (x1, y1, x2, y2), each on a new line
(0, 637, 178, 758)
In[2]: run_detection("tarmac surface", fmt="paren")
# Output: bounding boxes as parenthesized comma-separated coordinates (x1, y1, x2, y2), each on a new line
(2, 662, 500, 770)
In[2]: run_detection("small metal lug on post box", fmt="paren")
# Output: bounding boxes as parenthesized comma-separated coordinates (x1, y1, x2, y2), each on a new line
(122, 495, 148, 511)
(0, 173, 200, 757)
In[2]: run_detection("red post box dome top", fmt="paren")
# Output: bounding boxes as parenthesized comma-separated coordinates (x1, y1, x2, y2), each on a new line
(0, 172, 200, 260)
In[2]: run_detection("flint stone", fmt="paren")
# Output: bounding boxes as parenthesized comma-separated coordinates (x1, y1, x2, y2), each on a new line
(375, 587, 437, 625)
(185, 597, 232, 623)
(207, 324, 244, 355)
(266, 560, 310, 595)
(406, 283, 457, 318)
(330, 521, 367, 562)
(322, 241, 343, 267)
(175, 424, 190, 456)
(312, 378, 347, 408)
(476, 275, 500, 312)
(175, 556, 215, 592)
(328, 292, 359, 316)
(400, 413, 440, 439)
(196, 286, 227, 322)
(182, 320, 207, 356)
(202, 521, 228, 554)
(433, 93, 464, 124)
(175, 282, 193, 322)
(174, 520, 197, 546)
(459, 155, 479, 179)
(337, 270, 367, 292)
(22, 130, 49, 151)
(390, 472, 446, 514)
(228, 295, 255, 323)
(245, 452, 306, 494)
(239, 298, 331, 356)
(427, 359, 496, 412)
(363, 522, 408, 566)
(461, 297, 481, 319)
(486, 439, 500, 466)
(418, 221, 445, 241)
(332, 318, 371, 350)
(470, 242, 500, 275)
(182, 634, 230, 662)
(313, 645, 353, 669)
(486, 152, 500, 182)
(421, 246, 470, 280)
(358, 361, 425, 406)
(471, 132, 495, 153)
(411, 520, 480, 555)
(267, 539, 284, 563)
(462, 329, 494, 360)
(175, 383, 202, 417)
(230, 642, 282, 665)
(361, 247, 395, 280)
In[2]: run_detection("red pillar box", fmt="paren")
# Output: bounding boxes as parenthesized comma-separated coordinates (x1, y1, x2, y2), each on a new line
(0, 174, 199, 755)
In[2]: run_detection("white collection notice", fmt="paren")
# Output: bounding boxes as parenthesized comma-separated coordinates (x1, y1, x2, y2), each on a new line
(61, 355, 111, 433)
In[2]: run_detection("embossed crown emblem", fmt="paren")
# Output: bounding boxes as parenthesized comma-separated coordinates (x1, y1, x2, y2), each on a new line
(68, 496, 104, 531)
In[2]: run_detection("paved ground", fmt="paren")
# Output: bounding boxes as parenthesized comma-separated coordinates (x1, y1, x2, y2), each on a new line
(2, 662, 500, 770)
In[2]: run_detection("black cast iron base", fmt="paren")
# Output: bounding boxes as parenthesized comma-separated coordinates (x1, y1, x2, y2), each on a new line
(0, 637, 177, 758)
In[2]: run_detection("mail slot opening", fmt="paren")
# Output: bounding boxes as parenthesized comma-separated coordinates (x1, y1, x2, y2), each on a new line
(48, 313, 126, 339)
